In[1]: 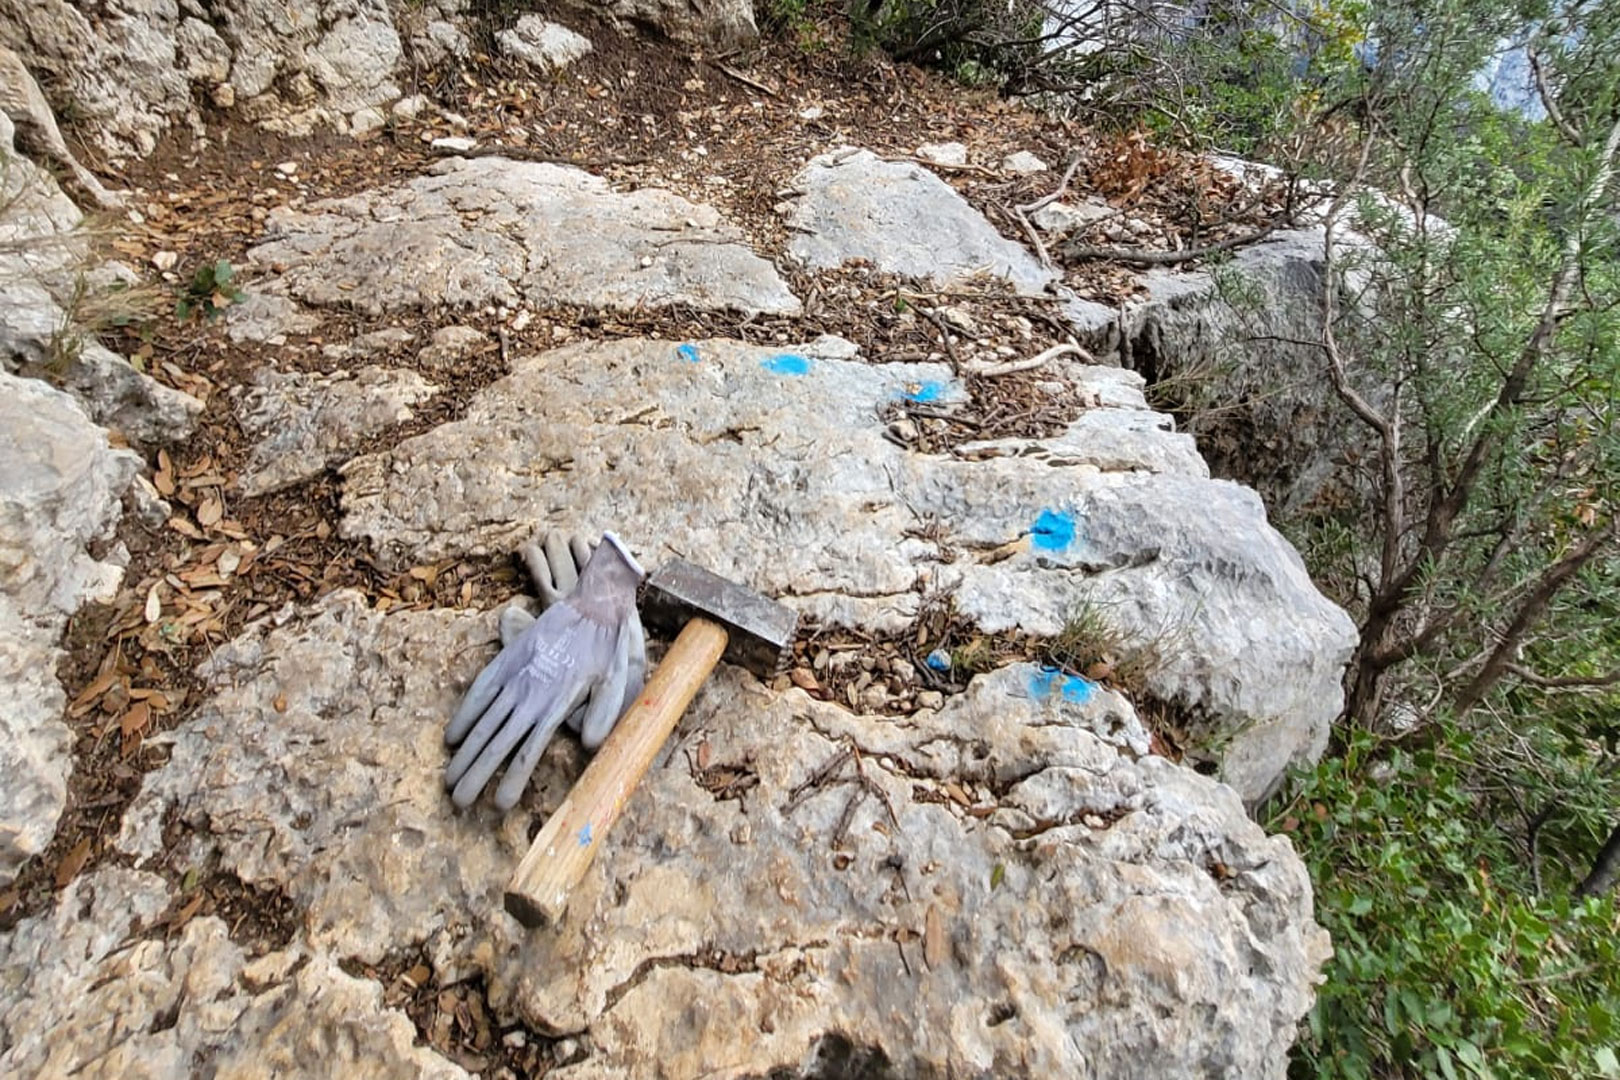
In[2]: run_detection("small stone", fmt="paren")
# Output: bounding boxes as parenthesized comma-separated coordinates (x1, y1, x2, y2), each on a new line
(151, 250, 178, 271)
(917, 690, 946, 711)
(888, 419, 918, 442)
(555, 1039, 579, 1061)
(916, 142, 968, 167)
(350, 106, 387, 136)
(860, 685, 890, 712)
(276, 161, 298, 175)
(392, 95, 426, 118)
(799, 105, 824, 121)
(1002, 150, 1048, 175)
(925, 649, 951, 672)
(211, 83, 235, 109)
(503, 1030, 527, 1049)
(891, 659, 915, 683)
(431, 136, 477, 153)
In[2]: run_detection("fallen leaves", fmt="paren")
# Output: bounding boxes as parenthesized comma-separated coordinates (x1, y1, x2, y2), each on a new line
(54, 836, 92, 888)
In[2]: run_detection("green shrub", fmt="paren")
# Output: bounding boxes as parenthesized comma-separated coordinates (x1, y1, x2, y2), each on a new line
(1275, 730, 1620, 1080)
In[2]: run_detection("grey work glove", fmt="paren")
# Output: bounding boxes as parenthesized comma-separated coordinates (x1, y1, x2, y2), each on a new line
(446, 532, 647, 810)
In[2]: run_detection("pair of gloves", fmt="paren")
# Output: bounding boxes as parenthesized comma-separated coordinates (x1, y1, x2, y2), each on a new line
(445, 531, 648, 810)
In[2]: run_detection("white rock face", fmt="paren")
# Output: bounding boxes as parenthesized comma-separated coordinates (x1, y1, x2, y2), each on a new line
(0, 0, 402, 155)
(104, 589, 1328, 1077)
(917, 140, 970, 166)
(232, 366, 441, 497)
(247, 157, 800, 317)
(497, 16, 593, 72)
(783, 148, 1053, 295)
(339, 336, 1356, 801)
(0, 110, 201, 446)
(555, 0, 758, 47)
(0, 868, 471, 1078)
(0, 371, 139, 884)
(1033, 198, 1116, 236)
(1123, 227, 1360, 513)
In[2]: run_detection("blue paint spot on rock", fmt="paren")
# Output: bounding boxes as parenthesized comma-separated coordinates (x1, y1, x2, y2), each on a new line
(762, 353, 811, 376)
(1027, 667, 1096, 705)
(577, 823, 593, 848)
(676, 343, 701, 363)
(1030, 508, 1077, 552)
(902, 381, 947, 403)
(926, 648, 952, 672)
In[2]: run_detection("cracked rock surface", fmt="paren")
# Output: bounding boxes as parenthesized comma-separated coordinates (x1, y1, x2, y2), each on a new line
(340, 336, 1355, 802)
(782, 148, 1054, 294)
(0, 371, 139, 885)
(245, 156, 801, 318)
(0, 867, 470, 1078)
(231, 365, 441, 497)
(95, 589, 1328, 1078)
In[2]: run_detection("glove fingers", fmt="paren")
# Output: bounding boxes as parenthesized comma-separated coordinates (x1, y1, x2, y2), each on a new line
(455, 681, 588, 810)
(493, 707, 572, 810)
(578, 621, 633, 750)
(570, 535, 595, 573)
(445, 682, 520, 787)
(447, 657, 514, 745)
(498, 604, 536, 647)
(544, 531, 578, 597)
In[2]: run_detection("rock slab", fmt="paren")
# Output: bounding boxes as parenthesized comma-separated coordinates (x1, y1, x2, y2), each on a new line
(0, 371, 138, 885)
(339, 336, 1356, 802)
(248, 156, 800, 318)
(783, 148, 1053, 295)
(105, 589, 1329, 1078)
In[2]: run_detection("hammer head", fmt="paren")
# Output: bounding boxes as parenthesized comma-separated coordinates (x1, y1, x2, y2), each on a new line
(640, 559, 798, 678)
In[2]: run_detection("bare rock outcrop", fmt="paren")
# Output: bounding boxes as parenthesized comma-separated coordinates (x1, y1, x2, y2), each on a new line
(338, 336, 1356, 803)
(91, 589, 1330, 1078)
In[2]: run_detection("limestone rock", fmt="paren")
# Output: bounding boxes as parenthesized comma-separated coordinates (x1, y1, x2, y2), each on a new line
(782, 148, 1052, 295)
(1033, 198, 1116, 236)
(0, 868, 470, 1078)
(417, 325, 489, 369)
(232, 366, 441, 497)
(0, 46, 122, 207)
(1002, 150, 1048, 175)
(226, 292, 323, 345)
(247, 156, 799, 317)
(917, 140, 969, 166)
(0, 371, 139, 884)
(1123, 227, 1358, 513)
(338, 337, 1356, 801)
(0, 0, 403, 156)
(497, 16, 593, 72)
(556, 0, 758, 48)
(0, 111, 201, 447)
(116, 590, 1329, 1078)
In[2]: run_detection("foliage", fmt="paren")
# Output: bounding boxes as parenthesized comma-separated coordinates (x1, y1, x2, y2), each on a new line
(1275, 731, 1620, 1079)
(175, 259, 244, 321)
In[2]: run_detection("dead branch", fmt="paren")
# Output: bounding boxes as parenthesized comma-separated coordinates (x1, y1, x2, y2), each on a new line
(1062, 226, 1275, 265)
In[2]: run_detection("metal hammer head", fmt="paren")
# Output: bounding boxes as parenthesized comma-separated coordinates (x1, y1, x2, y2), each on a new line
(639, 559, 798, 678)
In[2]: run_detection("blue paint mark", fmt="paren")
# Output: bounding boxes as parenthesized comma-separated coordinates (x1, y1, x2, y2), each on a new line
(577, 823, 593, 848)
(1030, 508, 1077, 552)
(676, 343, 701, 363)
(901, 381, 947, 403)
(762, 353, 811, 376)
(925, 648, 952, 672)
(1027, 667, 1096, 705)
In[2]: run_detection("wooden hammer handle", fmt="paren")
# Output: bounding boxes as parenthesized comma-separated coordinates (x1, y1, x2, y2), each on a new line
(504, 616, 729, 928)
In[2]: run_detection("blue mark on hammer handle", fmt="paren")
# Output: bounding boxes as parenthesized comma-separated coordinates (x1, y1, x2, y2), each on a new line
(578, 823, 593, 848)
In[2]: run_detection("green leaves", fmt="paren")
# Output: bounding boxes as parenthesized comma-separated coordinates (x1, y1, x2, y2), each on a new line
(175, 258, 245, 321)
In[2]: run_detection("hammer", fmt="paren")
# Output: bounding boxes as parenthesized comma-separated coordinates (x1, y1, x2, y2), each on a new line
(504, 558, 798, 928)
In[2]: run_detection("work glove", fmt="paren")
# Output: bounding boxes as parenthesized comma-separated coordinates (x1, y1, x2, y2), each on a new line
(446, 532, 648, 810)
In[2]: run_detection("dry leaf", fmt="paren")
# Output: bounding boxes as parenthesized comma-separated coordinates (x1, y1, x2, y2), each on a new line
(273, 691, 288, 713)
(54, 836, 92, 888)
(68, 669, 119, 717)
(119, 700, 151, 738)
(409, 564, 440, 588)
(943, 781, 970, 806)
(172, 892, 204, 928)
(154, 449, 176, 496)
(696, 739, 712, 770)
(924, 904, 947, 969)
(789, 668, 820, 692)
(404, 963, 432, 989)
(144, 583, 163, 623)
(196, 496, 223, 528)
(217, 548, 242, 577)
(168, 516, 204, 539)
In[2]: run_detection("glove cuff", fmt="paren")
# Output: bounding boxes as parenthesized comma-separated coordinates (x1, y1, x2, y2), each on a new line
(600, 531, 646, 580)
